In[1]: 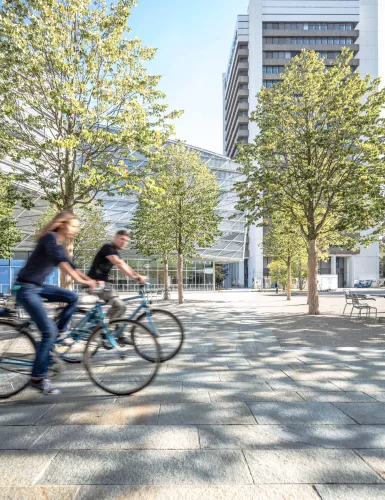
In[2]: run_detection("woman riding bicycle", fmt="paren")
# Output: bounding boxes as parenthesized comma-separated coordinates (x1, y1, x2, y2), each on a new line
(15, 211, 97, 394)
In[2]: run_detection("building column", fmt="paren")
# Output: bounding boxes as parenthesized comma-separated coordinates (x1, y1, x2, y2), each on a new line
(331, 255, 337, 275)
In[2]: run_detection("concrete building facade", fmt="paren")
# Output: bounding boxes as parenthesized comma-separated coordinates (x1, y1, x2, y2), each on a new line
(223, 0, 384, 288)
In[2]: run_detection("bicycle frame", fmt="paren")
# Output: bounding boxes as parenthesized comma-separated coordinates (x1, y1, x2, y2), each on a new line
(123, 292, 159, 336)
(56, 301, 123, 356)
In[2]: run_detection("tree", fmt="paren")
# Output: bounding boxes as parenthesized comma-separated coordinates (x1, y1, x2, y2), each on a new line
(0, 172, 24, 258)
(380, 237, 385, 279)
(268, 260, 287, 290)
(131, 142, 222, 304)
(263, 215, 307, 300)
(215, 263, 227, 290)
(0, 0, 179, 272)
(236, 49, 385, 315)
(130, 180, 174, 300)
(34, 203, 109, 281)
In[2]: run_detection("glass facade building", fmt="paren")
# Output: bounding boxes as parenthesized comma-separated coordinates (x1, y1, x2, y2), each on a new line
(1, 142, 246, 292)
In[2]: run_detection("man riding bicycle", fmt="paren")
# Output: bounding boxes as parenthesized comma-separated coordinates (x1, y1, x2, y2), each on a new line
(87, 230, 146, 320)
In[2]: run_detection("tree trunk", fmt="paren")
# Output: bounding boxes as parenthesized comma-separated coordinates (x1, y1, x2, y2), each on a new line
(177, 253, 184, 304)
(287, 257, 291, 301)
(163, 259, 169, 300)
(307, 239, 319, 315)
(60, 238, 74, 290)
(298, 260, 303, 290)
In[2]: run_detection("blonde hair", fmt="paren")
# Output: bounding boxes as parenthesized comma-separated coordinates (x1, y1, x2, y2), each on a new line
(38, 211, 78, 240)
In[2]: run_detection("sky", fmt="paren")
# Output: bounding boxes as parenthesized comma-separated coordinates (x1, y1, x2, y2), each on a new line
(129, 0, 250, 155)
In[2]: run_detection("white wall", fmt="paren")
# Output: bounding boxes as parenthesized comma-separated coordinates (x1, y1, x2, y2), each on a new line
(352, 242, 380, 282)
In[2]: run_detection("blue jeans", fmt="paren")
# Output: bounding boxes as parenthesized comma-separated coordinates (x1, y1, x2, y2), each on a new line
(16, 283, 78, 378)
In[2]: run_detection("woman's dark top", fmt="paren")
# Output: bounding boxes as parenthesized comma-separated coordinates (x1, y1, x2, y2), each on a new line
(17, 232, 75, 286)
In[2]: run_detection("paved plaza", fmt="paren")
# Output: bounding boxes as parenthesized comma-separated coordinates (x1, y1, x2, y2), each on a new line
(2, 290, 385, 498)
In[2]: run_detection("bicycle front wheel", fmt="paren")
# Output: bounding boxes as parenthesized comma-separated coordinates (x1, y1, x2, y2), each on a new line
(135, 309, 184, 362)
(84, 320, 160, 396)
(0, 321, 35, 398)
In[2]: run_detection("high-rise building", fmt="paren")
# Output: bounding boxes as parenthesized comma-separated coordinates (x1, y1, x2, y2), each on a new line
(223, 0, 384, 288)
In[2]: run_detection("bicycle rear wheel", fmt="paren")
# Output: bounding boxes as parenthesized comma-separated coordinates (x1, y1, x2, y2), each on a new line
(134, 309, 184, 362)
(84, 320, 160, 396)
(0, 321, 35, 398)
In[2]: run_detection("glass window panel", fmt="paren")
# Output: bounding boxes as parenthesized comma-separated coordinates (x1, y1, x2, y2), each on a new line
(285, 23, 291, 30)
(328, 24, 334, 30)
(340, 25, 346, 30)
(322, 38, 327, 44)
(316, 38, 321, 44)
(346, 38, 352, 44)
(279, 23, 284, 30)
(278, 38, 285, 45)
(334, 39, 339, 44)
(304, 24, 309, 30)
(273, 66, 278, 74)
(285, 52, 291, 59)
(272, 23, 278, 29)
(321, 25, 327, 31)
(328, 38, 333, 44)
(310, 38, 315, 44)
(0, 259, 10, 266)
(266, 66, 272, 73)
(303, 38, 309, 44)
(346, 24, 352, 30)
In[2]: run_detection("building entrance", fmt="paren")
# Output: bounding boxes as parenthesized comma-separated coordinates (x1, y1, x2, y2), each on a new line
(336, 257, 346, 288)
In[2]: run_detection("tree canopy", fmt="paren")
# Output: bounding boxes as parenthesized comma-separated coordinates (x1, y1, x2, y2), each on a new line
(236, 49, 385, 314)
(0, 0, 180, 213)
(130, 142, 222, 303)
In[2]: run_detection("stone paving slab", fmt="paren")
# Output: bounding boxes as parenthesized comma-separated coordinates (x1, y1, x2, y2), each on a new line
(199, 424, 385, 450)
(31, 425, 199, 450)
(76, 484, 320, 499)
(34, 401, 160, 426)
(182, 381, 273, 392)
(297, 391, 377, 402)
(0, 426, 49, 450)
(39, 450, 253, 485)
(333, 403, 385, 424)
(282, 368, 352, 381)
(0, 450, 58, 486)
(0, 404, 54, 425)
(208, 390, 304, 402)
(355, 449, 385, 480)
(267, 380, 344, 392)
(243, 449, 384, 484)
(330, 379, 385, 392)
(247, 402, 356, 424)
(315, 484, 385, 499)
(218, 370, 288, 382)
(158, 403, 256, 425)
(364, 392, 385, 402)
(1, 486, 78, 500)
(126, 392, 211, 403)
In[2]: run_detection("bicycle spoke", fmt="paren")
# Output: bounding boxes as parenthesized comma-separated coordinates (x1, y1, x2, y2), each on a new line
(84, 320, 160, 395)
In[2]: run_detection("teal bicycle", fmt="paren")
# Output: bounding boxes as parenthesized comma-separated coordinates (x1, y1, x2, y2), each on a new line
(0, 292, 160, 398)
(53, 284, 183, 363)
(121, 284, 184, 362)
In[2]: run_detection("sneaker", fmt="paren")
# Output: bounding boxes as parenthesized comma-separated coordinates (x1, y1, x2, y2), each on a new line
(117, 333, 134, 346)
(30, 379, 60, 395)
